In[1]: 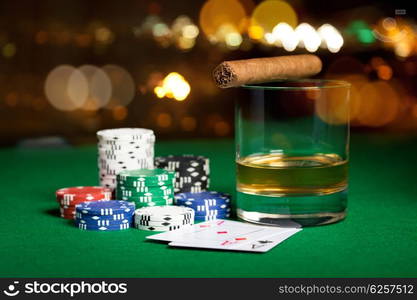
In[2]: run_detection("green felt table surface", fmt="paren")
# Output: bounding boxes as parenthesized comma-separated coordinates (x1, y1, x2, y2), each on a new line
(1, 134, 417, 278)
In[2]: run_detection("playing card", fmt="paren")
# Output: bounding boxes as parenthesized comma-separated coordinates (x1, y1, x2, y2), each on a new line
(146, 220, 301, 253)
(169, 228, 300, 252)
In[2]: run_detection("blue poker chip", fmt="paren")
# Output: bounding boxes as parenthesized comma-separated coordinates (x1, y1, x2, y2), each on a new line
(76, 225, 130, 231)
(194, 214, 230, 221)
(193, 208, 231, 216)
(175, 199, 230, 211)
(175, 191, 231, 208)
(75, 220, 131, 231)
(76, 200, 135, 216)
(75, 211, 133, 221)
(75, 218, 132, 228)
(187, 204, 231, 214)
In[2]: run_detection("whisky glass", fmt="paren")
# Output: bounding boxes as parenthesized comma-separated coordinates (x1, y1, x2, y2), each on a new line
(235, 80, 350, 226)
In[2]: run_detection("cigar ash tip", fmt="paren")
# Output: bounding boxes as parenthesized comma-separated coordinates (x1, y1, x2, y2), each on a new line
(213, 62, 236, 88)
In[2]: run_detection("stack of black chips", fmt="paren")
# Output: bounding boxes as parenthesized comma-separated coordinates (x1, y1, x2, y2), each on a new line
(154, 155, 210, 193)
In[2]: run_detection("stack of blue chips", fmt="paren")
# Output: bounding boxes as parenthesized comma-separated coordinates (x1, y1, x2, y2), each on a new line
(174, 191, 231, 221)
(75, 200, 135, 231)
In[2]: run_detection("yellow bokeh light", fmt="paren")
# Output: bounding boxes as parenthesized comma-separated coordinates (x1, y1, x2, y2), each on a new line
(95, 27, 114, 43)
(199, 0, 247, 39)
(248, 25, 264, 40)
(177, 36, 196, 50)
(182, 25, 199, 39)
(2, 43, 16, 58)
(315, 85, 351, 125)
(251, 0, 297, 34)
(225, 32, 243, 47)
(154, 86, 165, 98)
(153, 72, 191, 101)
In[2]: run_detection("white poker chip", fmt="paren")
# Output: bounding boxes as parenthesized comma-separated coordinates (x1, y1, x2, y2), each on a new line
(134, 205, 195, 222)
(134, 223, 193, 231)
(97, 128, 155, 141)
(134, 218, 193, 227)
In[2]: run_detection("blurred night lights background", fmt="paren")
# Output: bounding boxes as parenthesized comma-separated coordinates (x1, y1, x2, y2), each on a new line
(0, 0, 416, 146)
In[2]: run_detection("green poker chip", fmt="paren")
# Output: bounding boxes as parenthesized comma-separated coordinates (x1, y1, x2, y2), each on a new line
(129, 197, 173, 208)
(119, 194, 173, 203)
(116, 187, 174, 199)
(117, 168, 175, 186)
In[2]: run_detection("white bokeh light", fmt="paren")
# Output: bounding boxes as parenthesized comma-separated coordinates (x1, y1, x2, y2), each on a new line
(102, 64, 136, 108)
(318, 24, 344, 53)
(295, 23, 321, 52)
(272, 23, 299, 51)
(78, 65, 112, 110)
(45, 65, 88, 111)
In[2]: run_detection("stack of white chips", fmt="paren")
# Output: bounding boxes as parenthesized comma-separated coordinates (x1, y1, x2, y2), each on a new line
(97, 128, 155, 190)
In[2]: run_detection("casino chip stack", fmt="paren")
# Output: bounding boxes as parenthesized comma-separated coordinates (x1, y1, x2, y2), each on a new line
(154, 155, 210, 193)
(134, 206, 194, 231)
(75, 200, 135, 231)
(175, 191, 231, 222)
(56, 186, 112, 219)
(97, 128, 155, 190)
(116, 169, 175, 208)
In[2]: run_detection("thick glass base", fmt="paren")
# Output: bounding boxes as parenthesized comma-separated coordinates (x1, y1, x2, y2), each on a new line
(236, 190, 347, 227)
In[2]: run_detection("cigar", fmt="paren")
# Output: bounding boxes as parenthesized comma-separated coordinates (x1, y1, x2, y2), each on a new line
(212, 54, 322, 88)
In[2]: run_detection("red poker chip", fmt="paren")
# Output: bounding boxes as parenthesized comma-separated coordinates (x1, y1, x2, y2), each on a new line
(60, 214, 75, 220)
(56, 193, 111, 203)
(56, 186, 112, 199)
(60, 206, 76, 214)
(57, 197, 108, 206)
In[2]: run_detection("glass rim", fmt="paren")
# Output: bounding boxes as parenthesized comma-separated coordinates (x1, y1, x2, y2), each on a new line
(241, 79, 351, 90)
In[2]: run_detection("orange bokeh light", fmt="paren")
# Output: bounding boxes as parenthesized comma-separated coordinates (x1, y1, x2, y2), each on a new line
(357, 81, 400, 127)
(112, 105, 128, 121)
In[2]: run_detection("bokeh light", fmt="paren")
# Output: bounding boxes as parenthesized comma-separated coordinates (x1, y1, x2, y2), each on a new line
(318, 24, 344, 53)
(95, 26, 114, 44)
(2, 43, 16, 58)
(199, 0, 246, 42)
(295, 23, 321, 52)
(251, 0, 297, 35)
(44, 65, 88, 111)
(181, 116, 197, 131)
(78, 65, 112, 110)
(154, 72, 191, 101)
(269, 22, 298, 51)
(112, 105, 128, 121)
(214, 121, 231, 136)
(156, 113, 172, 128)
(373, 17, 417, 58)
(345, 20, 375, 44)
(102, 65, 135, 108)
(352, 81, 400, 127)
(315, 84, 350, 125)
(5, 92, 18, 107)
(376, 65, 393, 80)
(171, 15, 199, 50)
(182, 24, 199, 39)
